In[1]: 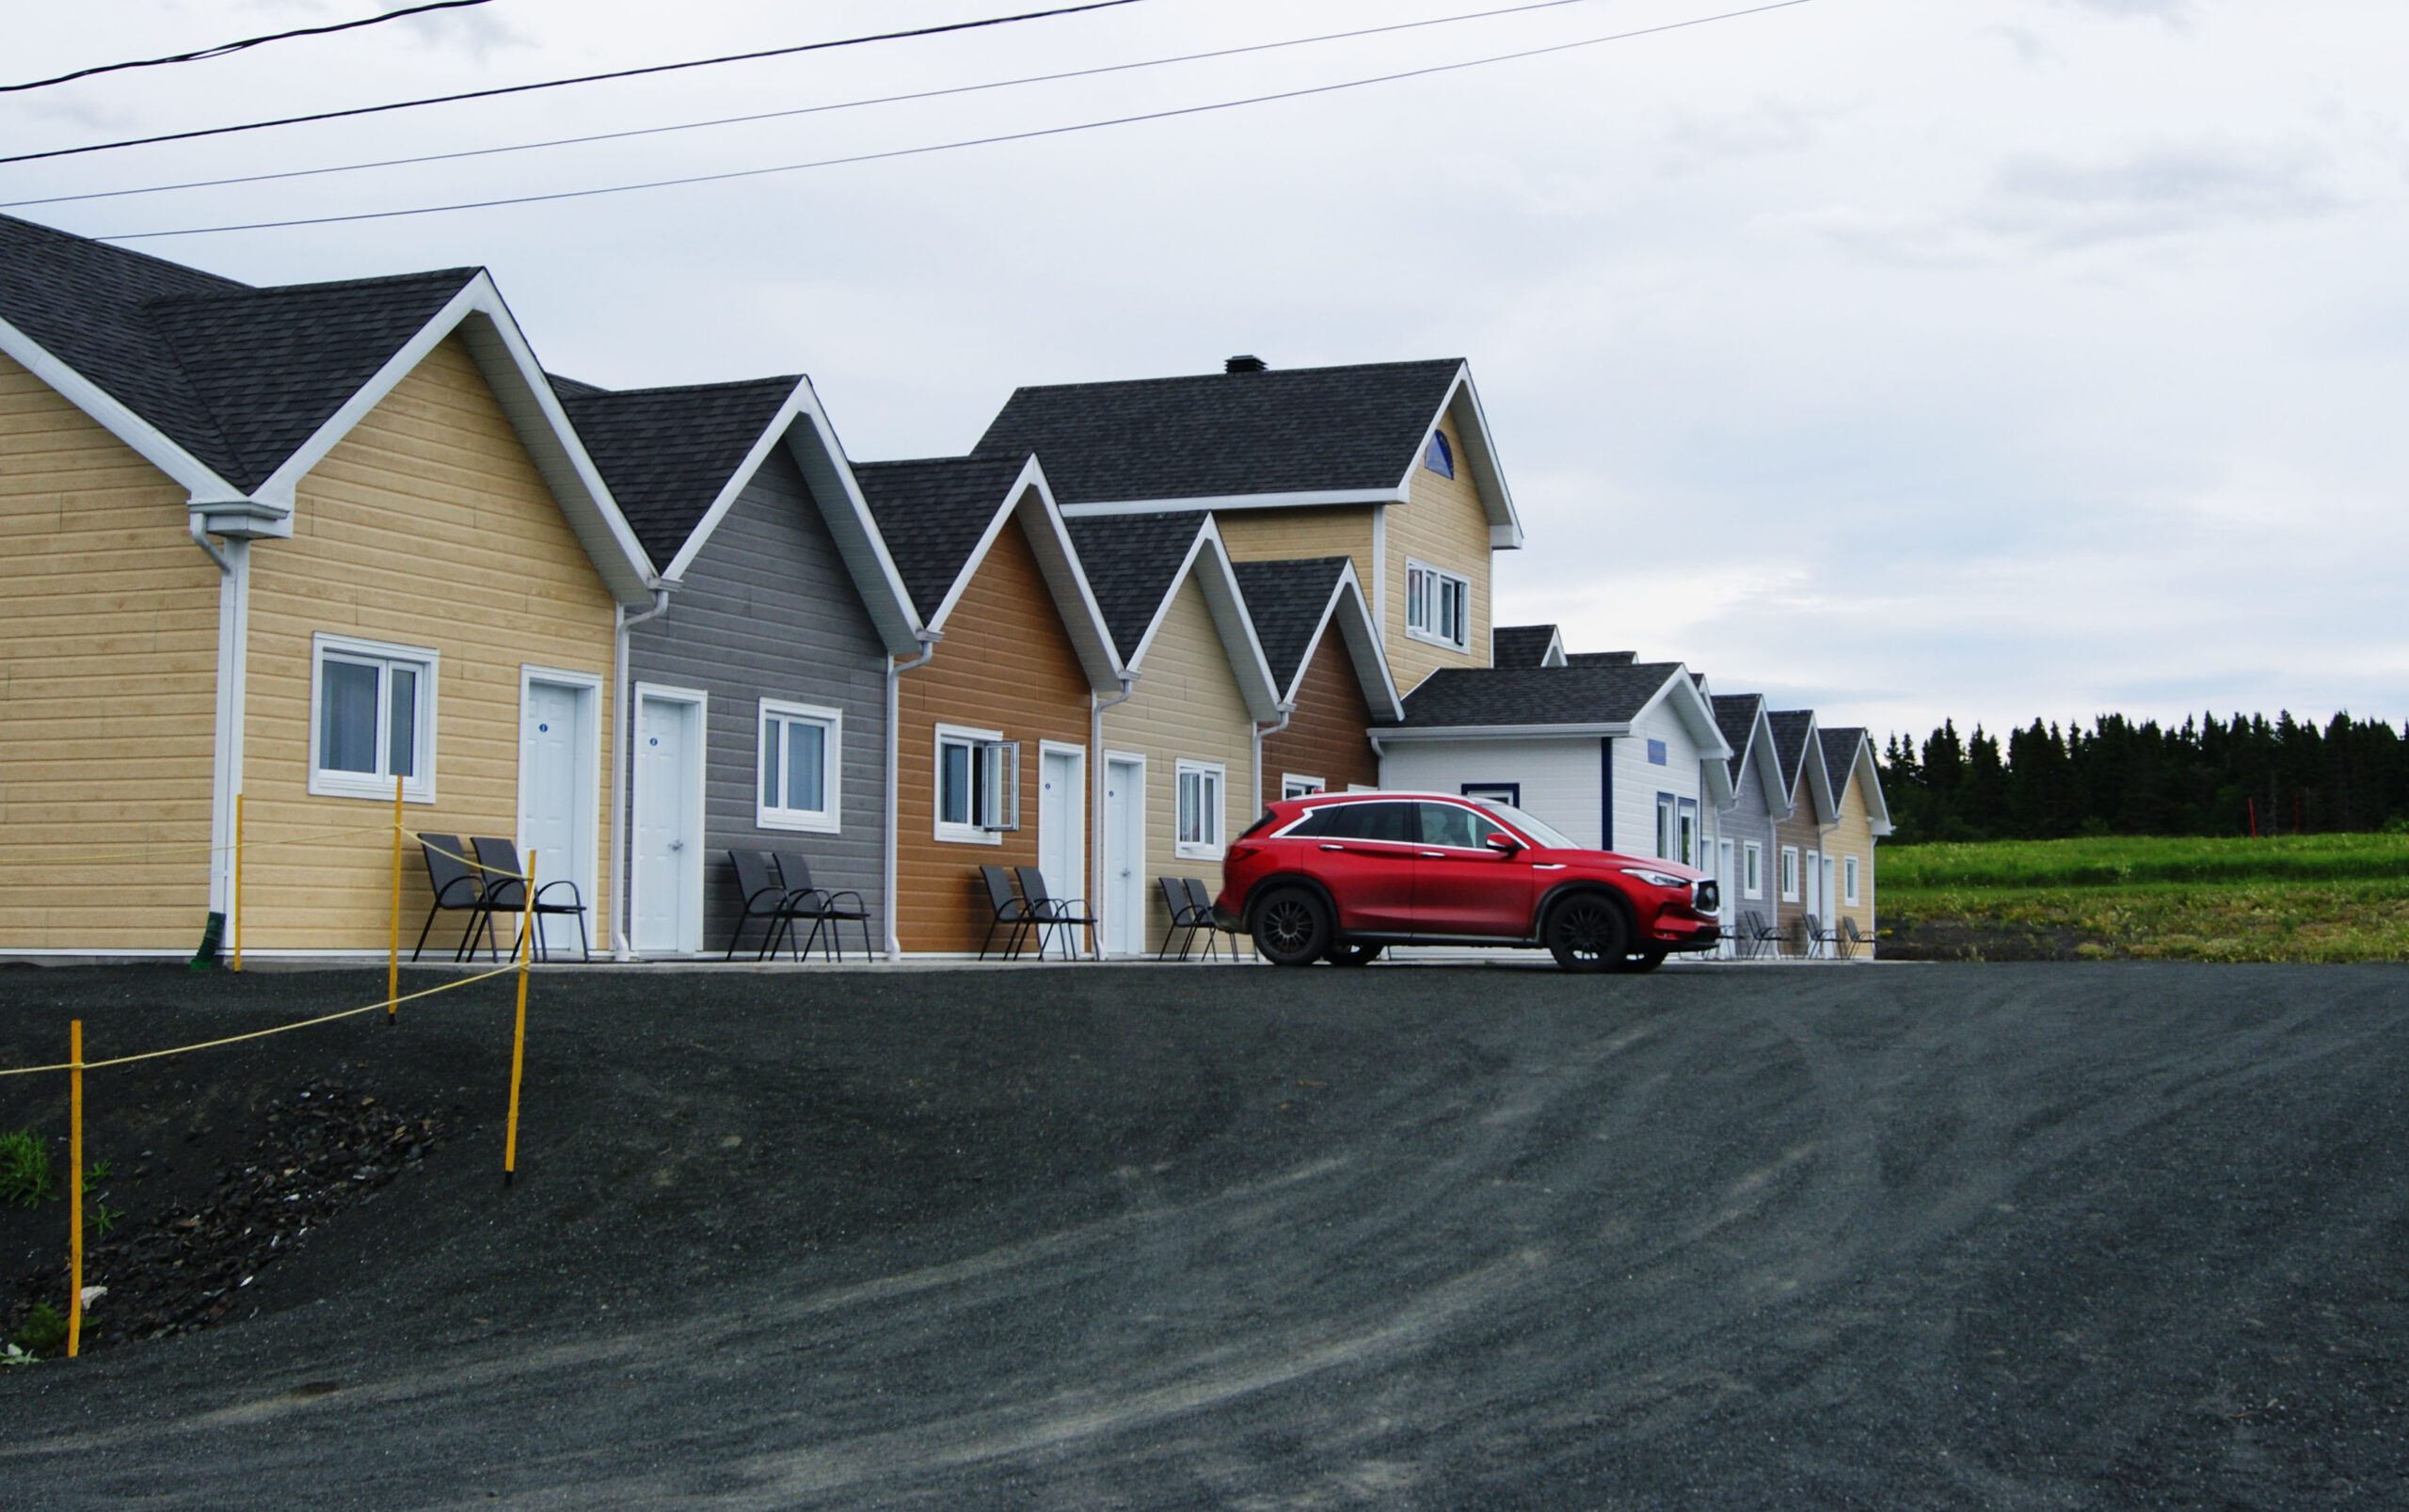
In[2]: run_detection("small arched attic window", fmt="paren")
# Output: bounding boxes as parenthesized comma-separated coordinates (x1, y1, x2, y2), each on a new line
(1423, 430, 1454, 479)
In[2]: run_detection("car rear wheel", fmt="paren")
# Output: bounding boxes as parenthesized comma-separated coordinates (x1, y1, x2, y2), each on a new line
(1325, 943, 1383, 967)
(1614, 947, 1669, 974)
(1544, 894, 1629, 974)
(1252, 888, 1331, 967)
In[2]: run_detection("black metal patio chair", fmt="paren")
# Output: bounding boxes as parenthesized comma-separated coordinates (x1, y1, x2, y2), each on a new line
(727, 849, 810, 961)
(1832, 915, 1866, 960)
(978, 866, 1038, 961)
(1015, 867, 1096, 961)
(471, 836, 592, 963)
(773, 851, 874, 963)
(1184, 877, 1247, 963)
(1800, 914, 1827, 962)
(411, 833, 488, 963)
(1157, 876, 1210, 961)
(1735, 910, 1781, 961)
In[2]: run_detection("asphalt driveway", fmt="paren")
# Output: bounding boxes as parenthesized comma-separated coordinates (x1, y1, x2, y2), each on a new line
(1, 961, 2402, 1507)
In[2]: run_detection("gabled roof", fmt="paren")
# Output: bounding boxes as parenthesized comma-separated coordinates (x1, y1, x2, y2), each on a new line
(1712, 692, 1793, 816)
(0, 212, 656, 604)
(1769, 710, 1839, 821)
(1568, 650, 1638, 666)
(1819, 726, 1894, 836)
(853, 453, 1123, 691)
(1492, 624, 1565, 668)
(1712, 693, 1763, 783)
(1230, 556, 1404, 723)
(557, 373, 922, 656)
(971, 357, 1524, 546)
(1061, 514, 1279, 720)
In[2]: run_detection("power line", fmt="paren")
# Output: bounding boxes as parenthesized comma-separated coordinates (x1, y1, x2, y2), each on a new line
(0, 0, 1155, 167)
(97, 0, 1818, 243)
(1, 0, 495, 94)
(8, 0, 1611, 212)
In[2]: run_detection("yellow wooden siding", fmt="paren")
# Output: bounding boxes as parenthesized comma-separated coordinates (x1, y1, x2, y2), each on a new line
(0, 354, 221, 949)
(1099, 573, 1257, 953)
(1826, 771, 1877, 950)
(1386, 411, 1493, 693)
(1214, 506, 1376, 593)
(240, 336, 618, 950)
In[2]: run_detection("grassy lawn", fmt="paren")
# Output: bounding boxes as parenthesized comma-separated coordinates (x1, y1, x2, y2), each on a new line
(1879, 835, 2409, 963)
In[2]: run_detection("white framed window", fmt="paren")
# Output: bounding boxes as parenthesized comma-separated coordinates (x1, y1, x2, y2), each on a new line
(1780, 846, 1801, 903)
(1655, 794, 1677, 860)
(757, 699, 841, 834)
(1175, 759, 1225, 859)
(1403, 558, 1471, 651)
(310, 633, 436, 803)
(1281, 774, 1325, 801)
(1744, 841, 1764, 899)
(1676, 798, 1699, 867)
(1843, 853, 1860, 907)
(935, 724, 1019, 843)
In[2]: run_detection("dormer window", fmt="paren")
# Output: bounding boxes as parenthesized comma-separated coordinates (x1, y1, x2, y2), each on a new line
(1423, 431, 1454, 479)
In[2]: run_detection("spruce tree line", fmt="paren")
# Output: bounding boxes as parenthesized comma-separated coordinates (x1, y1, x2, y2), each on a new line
(1879, 712, 2409, 844)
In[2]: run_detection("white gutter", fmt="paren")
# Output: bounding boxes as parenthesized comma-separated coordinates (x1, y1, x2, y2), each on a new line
(1090, 675, 1138, 956)
(1251, 704, 1293, 814)
(884, 635, 942, 959)
(608, 588, 670, 959)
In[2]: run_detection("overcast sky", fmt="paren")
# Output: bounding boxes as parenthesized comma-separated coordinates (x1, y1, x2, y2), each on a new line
(8, 0, 2401, 747)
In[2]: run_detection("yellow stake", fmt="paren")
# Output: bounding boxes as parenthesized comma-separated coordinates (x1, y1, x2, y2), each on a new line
(503, 849, 534, 1186)
(67, 1020, 82, 1360)
(231, 792, 244, 973)
(387, 774, 404, 1021)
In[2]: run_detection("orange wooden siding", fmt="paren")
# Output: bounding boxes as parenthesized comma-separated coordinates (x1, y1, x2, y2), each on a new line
(1262, 629, 1379, 797)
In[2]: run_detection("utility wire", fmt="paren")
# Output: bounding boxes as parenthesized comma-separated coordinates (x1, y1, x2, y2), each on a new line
(1, 0, 495, 94)
(8, 0, 1611, 211)
(98, 0, 1817, 243)
(0, 0, 1154, 167)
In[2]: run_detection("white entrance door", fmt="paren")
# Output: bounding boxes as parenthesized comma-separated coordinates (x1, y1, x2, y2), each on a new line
(631, 691, 703, 955)
(1101, 755, 1144, 956)
(519, 674, 598, 957)
(1717, 837, 1737, 955)
(1804, 847, 1823, 931)
(1037, 744, 1085, 954)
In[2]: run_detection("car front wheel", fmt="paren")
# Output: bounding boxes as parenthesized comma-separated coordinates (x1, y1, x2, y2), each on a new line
(1252, 888, 1332, 967)
(1544, 894, 1629, 973)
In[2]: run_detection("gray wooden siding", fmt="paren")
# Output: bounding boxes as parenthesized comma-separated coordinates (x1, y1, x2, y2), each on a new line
(628, 446, 888, 950)
(1716, 757, 1781, 936)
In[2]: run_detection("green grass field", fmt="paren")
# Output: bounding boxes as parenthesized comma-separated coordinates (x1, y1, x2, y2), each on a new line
(1878, 834, 2409, 963)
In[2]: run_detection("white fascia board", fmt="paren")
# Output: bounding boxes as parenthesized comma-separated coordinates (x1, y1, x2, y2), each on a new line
(260, 273, 659, 608)
(959, 455, 1125, 692)
(1630, 668, 1734, 763)
(1397, 363, 1524, 548)
(1125, 517, 1215, 672)
(1377, 722, 1633, 741)
(1540, 628, 1566, 667)
(1850, 737, 1895, 835)
(1317, 564, 1405, 722)
(1058, 486, 1401, 517)
(0, 313, 239, 501)
(1749, 708, 1795, 818)
(656, 378, 924, 659)
(1185, 524, 1283, 724)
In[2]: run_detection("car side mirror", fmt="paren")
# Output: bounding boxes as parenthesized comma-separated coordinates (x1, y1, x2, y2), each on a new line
(1483, 832, 1524, 854)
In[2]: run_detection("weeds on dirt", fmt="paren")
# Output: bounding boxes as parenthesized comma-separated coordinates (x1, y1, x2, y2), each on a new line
(9, 1302, 65, 1358)
(0, 1130, 55, 1208)
(1883, 874, 2409, 963)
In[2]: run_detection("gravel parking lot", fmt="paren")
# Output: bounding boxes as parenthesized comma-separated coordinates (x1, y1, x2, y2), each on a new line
(2, 960, 2403, 1508)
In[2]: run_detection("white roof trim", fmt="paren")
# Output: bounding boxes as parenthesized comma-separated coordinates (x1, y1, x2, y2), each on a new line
(653, 376, 924, 658)
(1628, 665, 1735, 766)
(1124, 521, 1282, 723)
(256, 273, 657, 607)
(1375, 723, 1635, 741)
(1278, 561, 1404, 723)
(927, 455, 1125, 692)
(1395, 362, 1524, 549)
(1058, 486, 1402, 517)
(1834, 731, 1895, 836)
(1777, 712, 1840, 824)
(0, 311, 244, 502)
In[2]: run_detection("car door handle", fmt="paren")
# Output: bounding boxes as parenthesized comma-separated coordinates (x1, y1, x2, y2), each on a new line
(1534, 863, 1568, 870)
(1319, 844, 1345, 852)
(1418, 851, 1445, 859)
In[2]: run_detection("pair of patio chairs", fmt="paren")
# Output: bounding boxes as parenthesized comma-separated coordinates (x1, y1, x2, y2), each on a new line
(413, 834, 592, 963)
(1803, 915, 1868, 960)
(1157, 877, 1245, 962)
(978, 866, 1097, 961)
(726, 850, 875, 962)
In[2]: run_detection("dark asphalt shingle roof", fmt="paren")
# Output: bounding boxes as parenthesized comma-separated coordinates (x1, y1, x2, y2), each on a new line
(970, 358, 1462, 504)
(1231, 557, 1350, 692)
(1712, 693, 1766, 782)
(1820, 727, 1868, 791)
(1061, 513, 1208, 661)
(1389, 662, 1688, 730)
(1568, 650, 1637, 666)
(1767, 711, 1819, 792)
(851, 454, 1034, 621)
(0, 214, 477, 492)
(554, 375, 798, 566)
(1491, 624, 1558, 668)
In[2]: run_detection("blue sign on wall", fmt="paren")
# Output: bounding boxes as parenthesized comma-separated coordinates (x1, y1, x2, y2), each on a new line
(1647, 739, 1667, 766)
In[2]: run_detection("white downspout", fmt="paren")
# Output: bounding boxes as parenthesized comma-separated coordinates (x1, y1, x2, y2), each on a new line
(884, 635, 940, 960)
(1252, 704, 1292, 814)
(609, 588, 670, 960)
(192, 516, 241, 937)
(1090, 676, 1137, 956)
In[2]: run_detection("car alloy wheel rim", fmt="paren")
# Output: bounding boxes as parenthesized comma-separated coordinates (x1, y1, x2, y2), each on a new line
(1557, 902, 1608, 962)
(1263, 899, 1314, 953)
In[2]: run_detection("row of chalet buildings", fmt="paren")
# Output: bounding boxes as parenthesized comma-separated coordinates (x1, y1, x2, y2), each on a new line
(0, 212, 1884, 962)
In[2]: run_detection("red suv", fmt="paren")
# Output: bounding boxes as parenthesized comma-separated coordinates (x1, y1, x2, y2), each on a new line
(1213, 790, 1719, 973)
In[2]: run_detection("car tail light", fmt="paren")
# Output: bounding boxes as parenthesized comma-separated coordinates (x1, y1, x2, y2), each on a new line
(1227, 843, 1262, 865)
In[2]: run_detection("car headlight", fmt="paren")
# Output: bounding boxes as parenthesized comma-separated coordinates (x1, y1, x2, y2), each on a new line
(1620, 867, 1691, 890)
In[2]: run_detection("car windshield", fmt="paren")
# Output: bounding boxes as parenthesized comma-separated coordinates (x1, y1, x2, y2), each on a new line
(1472, 800, 1581, 851)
